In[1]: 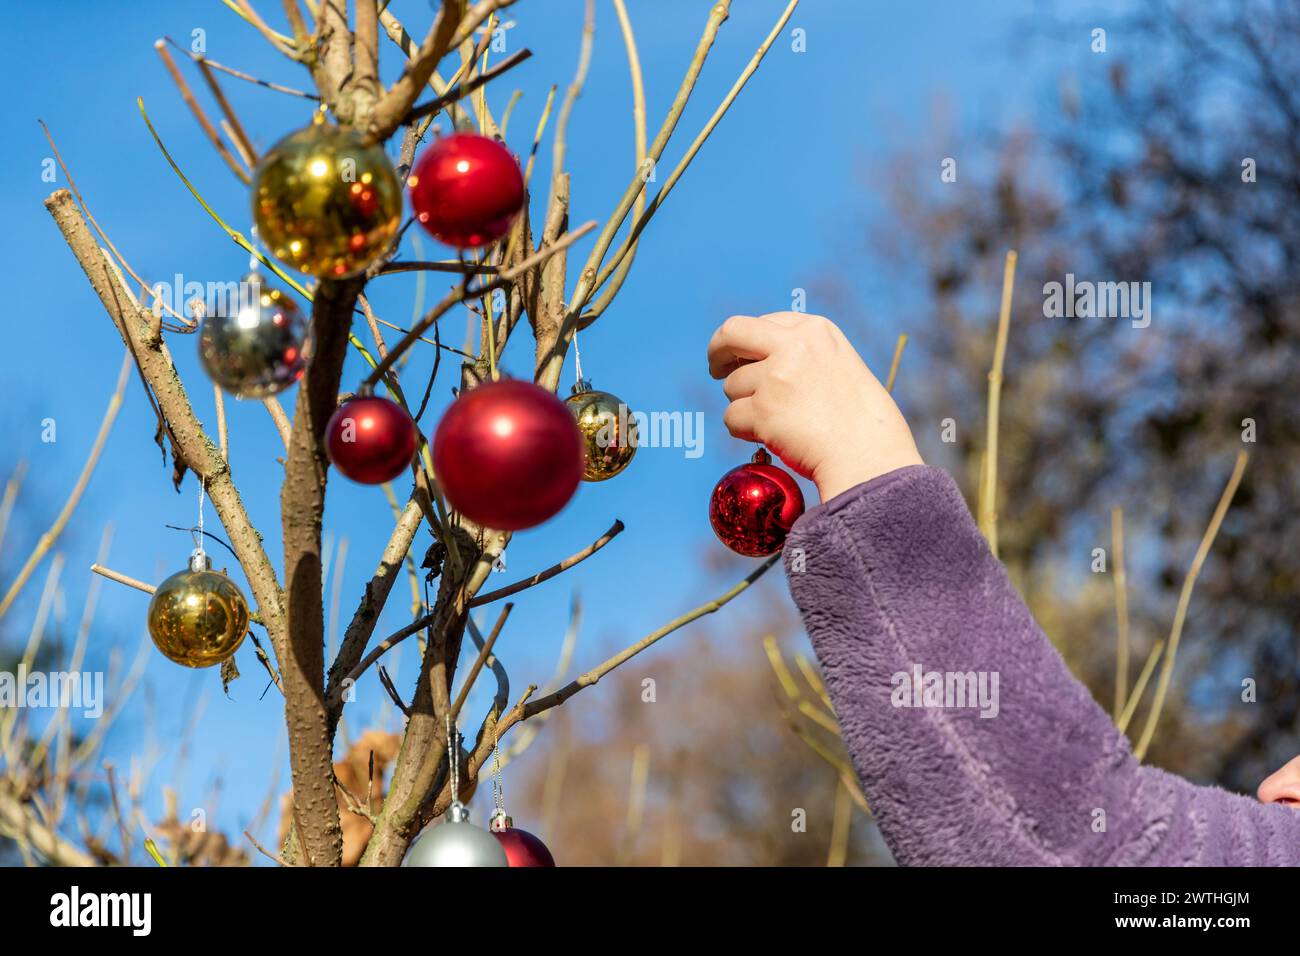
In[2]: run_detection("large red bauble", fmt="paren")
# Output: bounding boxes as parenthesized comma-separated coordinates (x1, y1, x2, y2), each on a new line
(709, 448, 806, 557)
(409, 133, 525, 249)
(325, 395, 419, 485)
(490, 819, 556, 868)
(432, 379, 583, 531)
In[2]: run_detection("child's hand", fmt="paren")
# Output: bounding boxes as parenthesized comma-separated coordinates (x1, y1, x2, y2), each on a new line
(707, 312, 923, 502)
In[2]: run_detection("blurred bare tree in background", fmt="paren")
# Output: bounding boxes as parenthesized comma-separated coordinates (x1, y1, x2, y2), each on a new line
(849, 0, 1300, 792)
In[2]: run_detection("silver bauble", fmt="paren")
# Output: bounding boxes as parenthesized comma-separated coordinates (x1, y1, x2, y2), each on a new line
(198, 272, 311, 397)
(402, 802, 509, 868)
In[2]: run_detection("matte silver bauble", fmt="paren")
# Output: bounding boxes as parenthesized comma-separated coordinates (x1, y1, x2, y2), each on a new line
(402, 802, 509, 868)
(198, 272, 310, 397)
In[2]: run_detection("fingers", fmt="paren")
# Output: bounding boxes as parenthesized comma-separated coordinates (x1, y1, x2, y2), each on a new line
(707, 314, 787, 379)
(721, 396, 758, 443)
(721, 360, 765, 401)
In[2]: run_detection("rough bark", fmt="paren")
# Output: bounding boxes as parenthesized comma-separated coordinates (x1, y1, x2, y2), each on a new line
(278, 275, 365, 867)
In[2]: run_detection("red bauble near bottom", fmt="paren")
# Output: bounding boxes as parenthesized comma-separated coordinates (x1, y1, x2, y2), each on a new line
(490, 815, 556, 867)
(326, 395, 419, 485)
(710, 448, 806, 557)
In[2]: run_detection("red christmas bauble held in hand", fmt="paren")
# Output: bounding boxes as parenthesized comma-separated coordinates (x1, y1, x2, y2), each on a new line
(490, 814, 556, 867)
(326, 395, 419, 485)
(710, 448, 806, 557)
(409, 133, 525, 249)
(432, 379, 583, 531)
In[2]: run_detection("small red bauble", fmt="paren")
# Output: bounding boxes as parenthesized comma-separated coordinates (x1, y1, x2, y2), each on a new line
(325, 395, 419, 485)
(432, 378, 583, 531)
(408, 133, 525, 249)
(709, 448, 806, 557)
(490, 816, 556, 868)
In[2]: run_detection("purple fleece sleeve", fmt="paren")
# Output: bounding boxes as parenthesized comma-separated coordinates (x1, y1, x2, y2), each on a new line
(783, 464, 1300, 866)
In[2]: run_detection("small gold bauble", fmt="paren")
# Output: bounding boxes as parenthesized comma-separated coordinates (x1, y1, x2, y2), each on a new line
(251, 119, 402, 279)
(147, 554, 250, 668)
(564, 380, 637, 482)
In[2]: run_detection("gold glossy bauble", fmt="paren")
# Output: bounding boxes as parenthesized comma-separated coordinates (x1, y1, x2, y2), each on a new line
(251, 120, 402, 279)
(564, 380, 637, 482)
(147, 554, 250, 668)
(198, 272, 311, 397)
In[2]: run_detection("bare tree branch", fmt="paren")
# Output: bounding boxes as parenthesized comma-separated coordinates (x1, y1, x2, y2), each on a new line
(450, 602, 513, 720)
(45, 189, 288, 635)
(278, 275, 367, 867)
(370, 0, 463, 139)
(470, 519, 623, 607)
(498, 555, 780, 730)
(326, 496, 425, 726)
(362, 219, 596, 389)
(153, 41, 251, 183)
(535, 0, 734, 389)
(403, 48, 533, 124)
(578, 0, 802, 328)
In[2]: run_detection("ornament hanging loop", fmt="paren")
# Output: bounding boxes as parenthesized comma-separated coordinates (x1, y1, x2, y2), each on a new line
(446, 713, 463, 811)
(491, 724, 505, 819)
(191, 476, 209, 567)
(248, 224, 261, 274)
(573, 329, 585, 387)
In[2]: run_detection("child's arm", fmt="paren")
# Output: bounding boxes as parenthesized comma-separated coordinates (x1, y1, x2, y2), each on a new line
(785, 463, 1300, 865)
(709, 312, 1300, 865)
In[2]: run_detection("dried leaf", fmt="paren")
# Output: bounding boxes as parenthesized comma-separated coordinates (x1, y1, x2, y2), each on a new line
(220, 654, 241, 696)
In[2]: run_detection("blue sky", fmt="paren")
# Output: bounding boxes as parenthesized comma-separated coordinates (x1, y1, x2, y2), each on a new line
(0, 0, 1082, 855)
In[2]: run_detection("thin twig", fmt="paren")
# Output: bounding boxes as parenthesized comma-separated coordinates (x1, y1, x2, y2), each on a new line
(576, 0, 801, 329)
(0, 462, 28, 556)
(214, 385, 229, 461)
(370, 0, 463, 138)
(377, 260, 498, 276)
(450, 603, 513, 720)
(511, 80, 548, 187)
(500, 554, 780, 729)
(244, 829, 295, 866)
(90, 564, 155, 595)
(592, 0, 648, 311)
(340, 518, 618, 693)
(1135, 452, 1249, 759)
(449, 0, 520, 49)
(280, 0, 310, 47)
(404, 48, 533, 124)
(554, 0, 736, 350)
(163, 35, 319, 98)
(1111, 506, 1130, 721)
(470, 519, 623, 607)
(153, 41, 251, 183)
(362, 220, 597, 388)
(377, 666, 412, 717)
(978, 250, 1017, 557)
(262, 397, 292, 451)
(38, 120, 191, 327)
(1116, 639, 1165, 736)
(226, 0, 298, 56)
(549, 0, 595, 211)
(194, 58, 259, 168)
(0, 353, 130, 621)
(358, 294, 390, 360)
(885, 333, 908, 394)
